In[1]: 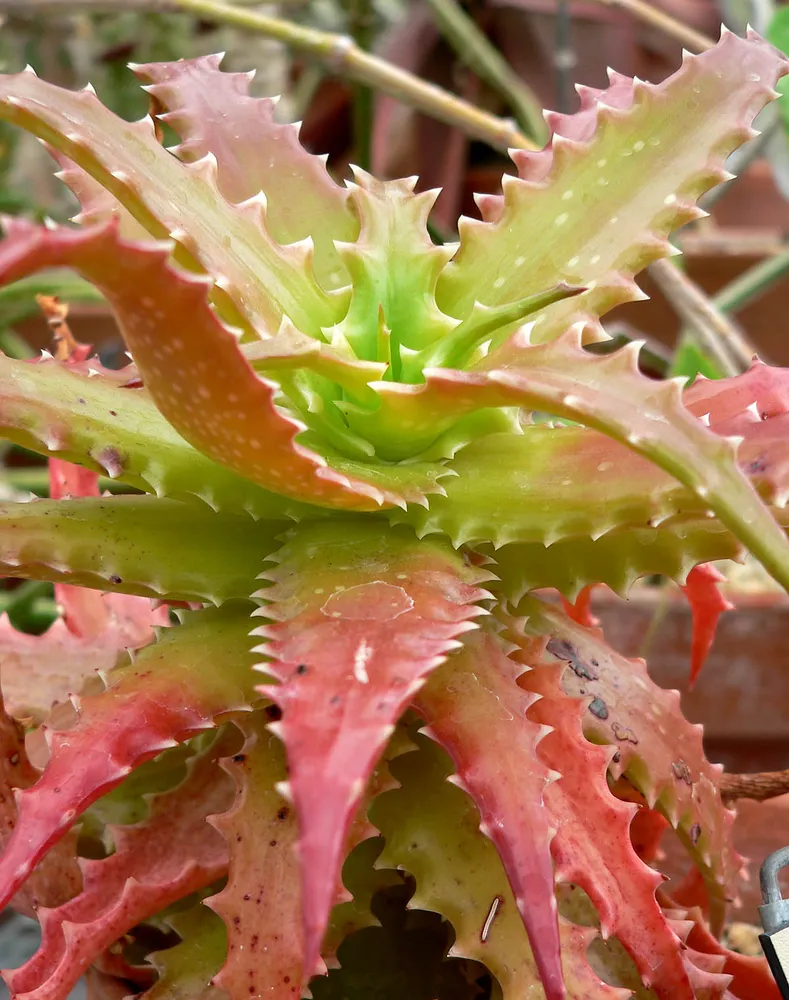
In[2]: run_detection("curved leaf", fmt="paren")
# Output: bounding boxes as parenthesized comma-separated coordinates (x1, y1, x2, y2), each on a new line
(206, 711, 306, 997)
(142, 904, 228, 1000)
(0, 603, 257, 915)
(0, 494, 284, 605)
(251, 519, 489, 980)
(372, 736, 625, 999)
(0, 351, 309, 520)
(512, 641, 693, 999)
(413, 627, 562, 999)
(0, 68, 339, 335)
(130, 54, 358, 291)
(0, 694, 81, 917)
(0, 219, 445, 511)
(4, 728, 235, 1000)
(436, 30, 787, 346)
(514, 597, 743, 934)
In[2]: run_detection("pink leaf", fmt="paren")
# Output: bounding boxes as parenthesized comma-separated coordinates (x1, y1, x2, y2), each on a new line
(251, 520, 489, 983)
(0, 604, 257, 915)
(0, 693, 81, 918)
(681, 565, 734, 688)
(413, 627, 563, 1000)
(207, 710, 306, 998)
(511, 634, 694, 999)
(130, 55, 358, 291)
(514, 598, 744, 935)
(5, 728, 235, 1000)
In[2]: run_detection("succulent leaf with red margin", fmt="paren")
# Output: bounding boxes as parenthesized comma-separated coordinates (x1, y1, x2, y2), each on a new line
(0, 351, 313, 521)
(681, 565, 734, 687)
(514, 597, 743, 934)
(372, 734, 627, 999)
(508, 630, 694, 999)
(413, 626, 563, 999)
(0, 692, 81, 918)
(206, 710, 306, 998)
(679, 905, 780, 1000)
(3, 727, 237, 1000)
(382, 328, 789, 593)
(250, 519, 490, 982)
(0, 603, 257, 915)
(129, 54, 359, 293)
(0, 219, 445, 511)
(436, 30, 787, 347)
(0, 68, 341, 336)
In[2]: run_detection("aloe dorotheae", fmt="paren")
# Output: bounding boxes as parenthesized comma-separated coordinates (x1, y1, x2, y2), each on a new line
(0, 28, 787, 1000)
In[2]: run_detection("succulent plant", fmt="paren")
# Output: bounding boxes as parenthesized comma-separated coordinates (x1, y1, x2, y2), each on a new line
(0, 27, 788, 1000)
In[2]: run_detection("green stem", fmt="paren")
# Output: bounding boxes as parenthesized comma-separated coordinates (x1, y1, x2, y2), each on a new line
(135, 0, 536, 152)
(346, 0, 374, 171)
(0, 327, 35, 360)
(588, 0, 713, 53)
(649, 258, 752, 376)
(712, 242, 789, 315)
(423, 0, 546, 143)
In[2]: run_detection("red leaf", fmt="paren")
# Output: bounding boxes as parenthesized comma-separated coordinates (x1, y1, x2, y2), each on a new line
(5, 728, 235, 1000)
(560, 584, 600, 627)
(510, 630, 694, 1000)
(514, 598, 744, 936)
(681, 565, 734, 687)
(0, 693, 81, 918)
(414, 628, 563, 1000)
(251, 520, 488, 983)
(0, 604, 256, 915)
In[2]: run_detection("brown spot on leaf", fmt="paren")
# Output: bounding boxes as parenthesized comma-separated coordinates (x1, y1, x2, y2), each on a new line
(547, 638, 599, 681)
(690, 823, 701, 845)
(612, 722, 639, 745)
(672, 759, 692, 785)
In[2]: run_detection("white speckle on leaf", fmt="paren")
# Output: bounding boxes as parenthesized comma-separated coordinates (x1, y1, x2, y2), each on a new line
(353, 639, 372, 684)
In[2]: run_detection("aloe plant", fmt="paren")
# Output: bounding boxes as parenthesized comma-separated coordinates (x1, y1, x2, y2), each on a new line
(0, 28, 787, 1000)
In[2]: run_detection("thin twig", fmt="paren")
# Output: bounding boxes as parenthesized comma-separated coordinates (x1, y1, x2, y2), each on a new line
(649, 258, 754, 376)
(589, 0, 714, 53)
(722, 769, 789, 805)
(16, 0, 535, 154)
(0, 0, 275, 9)
(554, 0, 575, 115)
(424, 0, 546, 142)
(714, 241, 789, 316)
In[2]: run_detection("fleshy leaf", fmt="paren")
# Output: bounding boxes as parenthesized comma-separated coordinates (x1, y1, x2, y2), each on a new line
(512, 639, 694, 999)
(436, 30, 787, 346)
(0, 494, 285, 605)
(381, 329, 789, 592)
(0, 351, 311, 520)
(489, 511, 753, 603)
(0, 67, 341, 335)
(681, 565, 734, 687)
(514, 597, 743, 933)
(206, 710, 305, 997)
(251, 520, 489, 980)
(394, 425, 696, 547)
(130, 54, 358, 291)
(48, 458, 141, 639)
(372, 735, 625, 998)
(413, 627, 562, 1000)
(143, 904, 228, 1000)
(0, 219, 445, 511)
(0, 693, 81, 917)
(4, 728, 236, 1000)
(0, 603, 257, 914)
